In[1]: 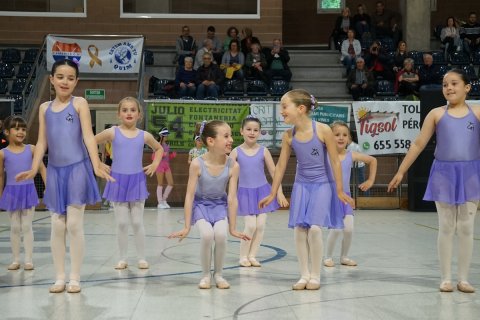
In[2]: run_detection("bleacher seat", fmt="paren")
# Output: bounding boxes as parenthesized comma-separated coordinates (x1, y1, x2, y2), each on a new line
(204, 96, 218, 100)
(152, 78, 175, 98)
(250, 97, 268, 101)
(17, 63, 32, 78)
(469, 80, 480, 97)
(408, 51, 424, 66)
(358, 96, 375, 101)
(435, 64, 451, 79)
(1, 48, 21, 63)
(270, 80, 290, 96)
(379, 37, 394, 53)
(459, 65, 478, 80)
(0, 78, 8, 94)
(22, 48, 39, 63)
(472, 50, 480, 66)
(222, 79, 244, 96)
(7, 95, 23, 113)
(179, 96, 195, 100)
(431, 51, 446, 65)
(144, 50, 154, 65)
(450, 51, 470, 65)
(246, 80, 268, 96)
(10, 78, 27, 95)
(0, 63, 15, 78)
(375, 80, 395, 96)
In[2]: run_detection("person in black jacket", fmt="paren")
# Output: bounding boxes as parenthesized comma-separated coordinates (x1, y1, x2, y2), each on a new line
(196, 52, 224, 99)
(264, 39, 292, 83)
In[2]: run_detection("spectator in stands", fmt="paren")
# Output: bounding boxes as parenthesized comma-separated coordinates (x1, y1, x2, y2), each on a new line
(175, 57, 197, 98)
(245, 43, 268, 84)
(392, 40, 408, 74)
(346, 58, 375, 101)
(175, 25, 197, 67)
(223, 26, 241, 52)
(396, 58, 419, 97)
(460, 12, 480, 60)
(265, 38, 292, 83)
(332, 7, 354, 51)
(352, 3, 371, 40)
(371, 1, 402, 46)
(221, 39, 245, 80)
(194, 39, 215, 70)
(340, 29, 362, 76)
(418, 53, 442, 89)
(364, 41, 394, 80)
(241, 27, 261, 57)
(206, 26, 223, 64)
(196, 52, 224, 100)
(441, 17, 462, 59)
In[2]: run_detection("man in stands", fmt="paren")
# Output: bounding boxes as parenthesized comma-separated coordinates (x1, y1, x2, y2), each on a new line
(265, 38, 292, 84)
(460, 12, 480, 61)
(196, 52, 224, 99)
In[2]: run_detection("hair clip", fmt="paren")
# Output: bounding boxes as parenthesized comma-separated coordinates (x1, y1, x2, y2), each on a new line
(159, 127, 169, 136)
(71, 58, 80, 66)
(199, 120, 207, 136)
(194, 135, 200, 141)
(310, 95, 316, 110)
(246, 114, 255, 119)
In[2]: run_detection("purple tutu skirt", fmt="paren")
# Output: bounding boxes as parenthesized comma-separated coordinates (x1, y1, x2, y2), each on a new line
(424, 159, 480, 205)
(328, 191, 353, 229)
(44, 158, 101, 215)
(0, 183, 39, 211)
(192, 195, 228, 225)
(103, 171, 148, 202)
(289, 181, 344, 229)
(237, 183, 279, 216)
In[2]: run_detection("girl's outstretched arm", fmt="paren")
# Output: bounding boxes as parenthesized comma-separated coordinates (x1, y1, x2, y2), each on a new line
(227, 161, 250, 240)
(264, 147, 289, 207)
(168, 157, 200, 241)
(16, 103, 48, 182)
(388, 108, 439, 192)
(76, 97, 114, 182)
(143, 132, 164, 177)
(31, 145, 47, 185)
(259, 130, 292, 208)
(352, 152, 377, 191)
(94, 127, 114, 145)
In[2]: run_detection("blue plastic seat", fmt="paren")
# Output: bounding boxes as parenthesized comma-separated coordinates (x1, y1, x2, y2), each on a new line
(1, 48, 21, 63)
(222, 79, 244, 96)
(246, 80, 268, 96)
(270, 80, 289, 96)
(468, 80, 480, 97)
(9, 78, 27, 95)
(0, 78, 8, 94)
(450, 51, 470, 65)
(144, 50, 154, 65)
(16, 63, 32, 78)
(375, 80, 395, 96)
(431, 51, 446, 65)
(0, 63, 15, 78)
(407, 51, 424, 66)
(460, 65, 478, 80)
(22, 48, 40, 63)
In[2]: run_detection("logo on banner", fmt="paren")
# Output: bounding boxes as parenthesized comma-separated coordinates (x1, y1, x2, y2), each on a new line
(51, 41, 82, 62)
(108, 41, 138, 71)
(356, 106, 399, 138)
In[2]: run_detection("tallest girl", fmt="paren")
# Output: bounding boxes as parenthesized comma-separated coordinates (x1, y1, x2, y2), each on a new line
(17, 58, 112, 294)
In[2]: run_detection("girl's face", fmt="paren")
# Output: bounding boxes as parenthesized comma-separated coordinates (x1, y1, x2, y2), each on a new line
(280, 94, 303, 125)
(332, 125, 350, 151)
(399, 42, 406, 51)
(6, 126, 27, 145)
(442, 72, 470, 105)
(50, 64, 78, 98)
(118, 101, 141, 126)
(447, 18, 454, 27)
(208, 124, 233, 154)
(195, 139, 203, 148)
(240, 121, 260, 144)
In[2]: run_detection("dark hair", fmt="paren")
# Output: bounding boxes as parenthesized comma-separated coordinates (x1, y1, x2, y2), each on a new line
(444, 68, 470, 85)
(227, 26, 239, 37)
(445, 16, 456, 26)
(51, 58, 79, 77)
(195, 120, 227, 146)
(229, 39, 240, 51)
(3, 115, 27, 131)
(207, 25, 216, 32)
(241, 116, 262, 128)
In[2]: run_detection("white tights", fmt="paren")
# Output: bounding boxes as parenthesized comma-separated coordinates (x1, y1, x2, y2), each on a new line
(239, 214, 267, 259)
(436, 201, 478, 283)
(50, 205, 85, 283)
(113, 201, 146, 262)
(196, 219, 228, 278)
(9, 207, 35, 263)
(294, 226, 323, 281)
(325, 215, 354, 259)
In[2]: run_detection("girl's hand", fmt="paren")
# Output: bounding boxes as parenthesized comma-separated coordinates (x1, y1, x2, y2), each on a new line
(168, 227, 191, 242)
(15, 170, 37, 182)
(169, 151, 177, 159)
(387, 173, 404, 192)
(94, 163, 115, 182)
(143, 164, 157, 177)
(258, 194, 275, 209)
(338, 191, 355, 209)
(358, 180, 374, 192)
(276, 192, 289, 208)
(229, 229, 251, 241)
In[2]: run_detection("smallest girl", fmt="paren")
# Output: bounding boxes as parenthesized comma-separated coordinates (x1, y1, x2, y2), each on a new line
(169, 120, 249, 289)
(324, 121, 377, 267)
(154, 127, 176, 209)
(230, 116, 288, 267)
(0, 116, 46, 270)
(188, 135, 207, 165)
(95, 97, 163, 270)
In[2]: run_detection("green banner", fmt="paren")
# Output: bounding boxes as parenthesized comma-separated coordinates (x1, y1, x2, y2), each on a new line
(311, 104, 350, 125)
(147, 101, 250, 150)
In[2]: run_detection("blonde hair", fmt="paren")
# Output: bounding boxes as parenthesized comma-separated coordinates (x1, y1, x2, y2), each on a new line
(330, 120, 352, 138)
(284, 89, 316, 113)
(117, 96, 143, 120)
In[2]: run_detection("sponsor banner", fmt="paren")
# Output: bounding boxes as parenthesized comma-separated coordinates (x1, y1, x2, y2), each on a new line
(249, 102, 290, 148)
(352, 101, 420, 155)
(146, 101, 250, 150)
(311, 104, 351, 125)
(46, 36, 143, 73)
